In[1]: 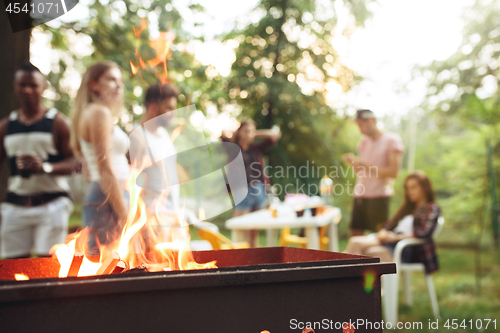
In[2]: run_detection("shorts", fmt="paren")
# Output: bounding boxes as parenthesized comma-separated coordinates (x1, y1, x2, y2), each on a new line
(0, 196, 73, 258)
(82, 182, 129, 255)
(350, 197, 390, 232)
(234, 182, 268, 212)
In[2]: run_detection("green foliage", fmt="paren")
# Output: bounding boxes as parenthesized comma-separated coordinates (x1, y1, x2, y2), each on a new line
(421, 0, 500, 122)
(416, 0, 500, 244)
(35, 0, 379, 234)
(223, 0, 373, 195)
(41, 0, 218, 124)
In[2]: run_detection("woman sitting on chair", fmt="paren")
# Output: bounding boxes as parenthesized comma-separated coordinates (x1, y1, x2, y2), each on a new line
(345, 171, 440, 274)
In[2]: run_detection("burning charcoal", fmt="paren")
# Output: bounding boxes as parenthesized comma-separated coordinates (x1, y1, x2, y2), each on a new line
(122, 265, 149, 274)
(96, 252, 120, 275)
(343, 323, 355, 333)
(67, 253, 84, 277)
(111, 261, 127, 274)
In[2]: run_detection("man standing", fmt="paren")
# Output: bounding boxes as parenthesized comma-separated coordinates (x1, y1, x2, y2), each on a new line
(343, 109, 404, 237)
(129, 83, 183, 242)
(0, 62, 81, 259)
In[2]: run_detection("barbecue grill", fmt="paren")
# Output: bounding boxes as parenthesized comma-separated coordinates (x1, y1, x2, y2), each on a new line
(0, 247, 395, 333)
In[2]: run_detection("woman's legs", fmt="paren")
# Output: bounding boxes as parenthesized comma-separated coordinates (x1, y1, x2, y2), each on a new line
(233, 182, 267, 248)
(365, 246, 393, 262)
(345, 235, 382, 255)
(83, 182, 124, 256)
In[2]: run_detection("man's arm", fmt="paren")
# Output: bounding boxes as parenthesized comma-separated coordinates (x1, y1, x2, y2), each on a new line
(377, 229, 412, 242)
(14, 114, 82, 175)
(0, 118, 9, 165)
(50, 113, 82, 175)
(352, 150, 403, 179)
(342, 153, 355, 166)
(254, 129, 281, 143)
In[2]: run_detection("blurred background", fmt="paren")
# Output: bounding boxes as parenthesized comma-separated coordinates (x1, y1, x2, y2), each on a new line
(1, 0, 499, 330)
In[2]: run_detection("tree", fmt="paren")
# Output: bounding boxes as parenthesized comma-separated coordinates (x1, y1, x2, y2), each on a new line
(420, 0, 499, 234)
(418, 0, 500, 278)
(39, 0, 216, 127)
(421, 0, 500, 123)
(223, 0, 374, 194)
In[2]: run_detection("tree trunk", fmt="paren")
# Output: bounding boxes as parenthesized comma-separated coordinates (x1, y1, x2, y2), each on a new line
(0, 10, 31, 201)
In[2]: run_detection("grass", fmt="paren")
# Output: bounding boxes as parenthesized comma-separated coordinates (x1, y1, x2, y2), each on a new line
(68, 209, 500, 332)
(392, 245, 500, 333)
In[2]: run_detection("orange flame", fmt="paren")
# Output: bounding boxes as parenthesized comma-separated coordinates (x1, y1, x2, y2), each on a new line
(199, 207, 206, 221)
(147, 32, 176, 67)
(14, 273, 29, 281)
(170, 125, 184, 142)
(130, 61, 139, 75)
(52, 163, 216, 278)
(133, 17, 147, 38)
(130, 19, 176, 84)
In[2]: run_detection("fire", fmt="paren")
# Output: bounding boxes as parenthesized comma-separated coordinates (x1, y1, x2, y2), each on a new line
(14, 274, 29, 281)
(130, 18, 176, 84)
(133, 17, 147, 38)
(37, 20, 216, 280)
(170, 125, 183, 142)
(343, 322, 355, 333)
(199, 207, 206, 221)
(51, 166, 217, 278)
(130, 61, 139, 75)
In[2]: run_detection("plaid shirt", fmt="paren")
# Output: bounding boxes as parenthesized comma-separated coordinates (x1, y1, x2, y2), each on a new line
(386, 202, 441, 274)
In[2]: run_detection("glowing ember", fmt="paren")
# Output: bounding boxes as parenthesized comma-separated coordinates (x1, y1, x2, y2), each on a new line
(343, 322, 355, 333)
(14, 273, 29, 281)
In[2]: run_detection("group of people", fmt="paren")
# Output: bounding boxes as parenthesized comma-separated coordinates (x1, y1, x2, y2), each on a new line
(0, 60, 283, 259)
(0, 60, 440, 274)
(228, 108, 441, 273)
(342, 109, 441, 274)
(0, 61, 183, 258)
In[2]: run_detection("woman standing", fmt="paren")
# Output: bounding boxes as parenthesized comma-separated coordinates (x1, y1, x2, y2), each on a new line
(222, 120, 281, 247)
(70, 61, 130, 255)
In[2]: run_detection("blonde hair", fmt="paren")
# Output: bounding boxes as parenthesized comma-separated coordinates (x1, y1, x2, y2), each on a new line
(70, 61, 122, 156)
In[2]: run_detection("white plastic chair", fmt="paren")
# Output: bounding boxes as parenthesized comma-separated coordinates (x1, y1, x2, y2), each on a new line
(382, 216, 444, 325)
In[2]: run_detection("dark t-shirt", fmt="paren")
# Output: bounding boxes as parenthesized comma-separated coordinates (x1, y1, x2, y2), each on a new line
(222, 137, 274, 185)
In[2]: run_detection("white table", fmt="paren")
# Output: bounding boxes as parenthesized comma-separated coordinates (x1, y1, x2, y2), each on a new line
(225, 206, 342, 251)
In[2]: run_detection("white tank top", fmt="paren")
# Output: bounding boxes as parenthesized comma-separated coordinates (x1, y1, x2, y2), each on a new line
(130, 126, 179, 214)
(80, 125, 130, 181)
